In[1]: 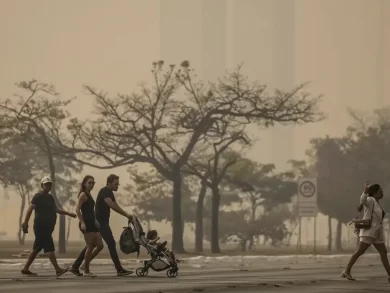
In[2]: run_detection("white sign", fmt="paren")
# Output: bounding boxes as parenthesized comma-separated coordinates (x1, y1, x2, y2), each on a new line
(298, 177, 318, 217)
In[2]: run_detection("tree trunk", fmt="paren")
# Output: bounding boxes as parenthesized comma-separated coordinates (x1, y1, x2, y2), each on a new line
(210, 186, 221, 253)
(327, 216, 332, 251)
(248, 236, 254, 251)
(195, 181, 207, 253)
(17, 188, 26, 245)
(47, 152, 66, 254)
(240, 238, 247, 252)
(335, 220, 343, 251)
(171, 172, 185, 253)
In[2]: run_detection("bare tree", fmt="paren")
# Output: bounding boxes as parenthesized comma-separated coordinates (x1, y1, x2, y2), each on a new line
(183, 123, 248, 253)
(0, 80, 80, 253)
(0, 133, 42, 245)
(61, 61, 324, 252)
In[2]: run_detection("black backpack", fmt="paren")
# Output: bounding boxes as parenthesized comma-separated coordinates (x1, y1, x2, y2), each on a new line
(119, 225, 140, 256)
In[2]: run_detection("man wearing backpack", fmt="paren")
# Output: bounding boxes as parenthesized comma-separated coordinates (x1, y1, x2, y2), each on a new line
(70, 174, 133, 276)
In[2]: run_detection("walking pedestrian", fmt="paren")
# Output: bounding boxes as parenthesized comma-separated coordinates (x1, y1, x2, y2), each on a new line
(20, 176, 77, 276)
(70, 174, 133, 276)
(69, 175, 103, 277)
(341, 181, 390, 282)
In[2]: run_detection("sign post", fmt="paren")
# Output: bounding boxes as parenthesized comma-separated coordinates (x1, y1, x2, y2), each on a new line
(298, 178, 318, 253)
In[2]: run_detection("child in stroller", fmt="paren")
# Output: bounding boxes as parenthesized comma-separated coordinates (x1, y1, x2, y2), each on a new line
(145, 230, 180, 264)
(131, 219, 179, 278)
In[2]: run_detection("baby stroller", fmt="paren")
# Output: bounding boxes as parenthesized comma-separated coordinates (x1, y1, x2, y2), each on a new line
(124, 216, 179, 278)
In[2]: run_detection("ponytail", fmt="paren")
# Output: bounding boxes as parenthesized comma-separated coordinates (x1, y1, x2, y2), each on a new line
(78, 184, 84, 198)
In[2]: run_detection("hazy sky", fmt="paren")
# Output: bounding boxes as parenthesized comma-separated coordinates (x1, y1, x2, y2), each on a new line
(0, 0, 389, 245)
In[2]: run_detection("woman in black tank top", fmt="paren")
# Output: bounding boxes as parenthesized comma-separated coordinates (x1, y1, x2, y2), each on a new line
(74, 175, 104, 277)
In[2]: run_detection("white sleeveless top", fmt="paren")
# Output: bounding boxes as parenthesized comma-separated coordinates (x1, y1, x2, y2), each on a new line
(359, 192, 384, 238)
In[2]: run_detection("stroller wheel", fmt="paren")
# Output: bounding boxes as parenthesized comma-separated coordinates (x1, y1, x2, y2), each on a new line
(136, 267, 148, 277)
(166, 269, 178, 278)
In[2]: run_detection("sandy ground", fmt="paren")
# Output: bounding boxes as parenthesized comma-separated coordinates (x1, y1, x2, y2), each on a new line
(0, 253, 389, 293)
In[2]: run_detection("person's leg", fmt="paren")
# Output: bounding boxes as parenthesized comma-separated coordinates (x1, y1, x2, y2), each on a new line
(342, 239, 371, 279)
(169, 250, 177, 263)
(83, 232, 96, 274)
(72, 246, 87, 269)
(21, 244, 40, 275)
(99, 223, 123, 272)
(22, 229, 43, 275)
(47, 252, 66, 273)
(90, 232, 104, 260)
(44, 232, 68, 276)
(22, 250, 39, 274)
(69, 246, 87, 276)
(373, 243, 390, 277)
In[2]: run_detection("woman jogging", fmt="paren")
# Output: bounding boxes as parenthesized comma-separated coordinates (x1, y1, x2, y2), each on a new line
(70, 175, 103, 277)
(341, 181, 390, 282)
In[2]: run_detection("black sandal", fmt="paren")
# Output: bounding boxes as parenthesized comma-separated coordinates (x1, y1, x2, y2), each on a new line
(56, 268, 69, 277)
(341, 271, 356, 281)
(21, 269, 38, 276)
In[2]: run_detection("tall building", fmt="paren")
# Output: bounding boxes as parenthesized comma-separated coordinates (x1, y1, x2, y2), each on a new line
(271, 0, 296, 170)
(377, 0, 385, 107)
(160, 1, 297, 170)
(160, 0, 202, 72)
(201, 0, 227, 82)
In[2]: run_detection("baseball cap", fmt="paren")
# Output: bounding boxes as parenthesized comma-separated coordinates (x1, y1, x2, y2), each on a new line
(41, 176, 52, 185)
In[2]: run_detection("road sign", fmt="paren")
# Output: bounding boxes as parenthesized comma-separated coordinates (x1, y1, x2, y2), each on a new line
(298, 177, 318, 217)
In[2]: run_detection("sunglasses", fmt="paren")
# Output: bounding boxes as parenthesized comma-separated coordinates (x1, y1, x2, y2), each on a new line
(87, 182, 96, 185)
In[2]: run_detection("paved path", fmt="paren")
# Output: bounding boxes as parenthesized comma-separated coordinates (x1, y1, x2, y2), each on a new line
(0, 254, 388, 292)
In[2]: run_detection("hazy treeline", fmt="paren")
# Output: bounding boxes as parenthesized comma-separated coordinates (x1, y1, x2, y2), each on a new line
(1, 61, 387, 253)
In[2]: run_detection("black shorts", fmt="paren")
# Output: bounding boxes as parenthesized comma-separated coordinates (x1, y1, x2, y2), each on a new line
(33, 226, 55, 253)
(79, 218, 99, 234)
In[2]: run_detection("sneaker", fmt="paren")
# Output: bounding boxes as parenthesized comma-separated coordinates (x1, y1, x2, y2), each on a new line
(117, 269, 133, 276)
(83, 272, 97, 278)
(69, 266, 83, 277)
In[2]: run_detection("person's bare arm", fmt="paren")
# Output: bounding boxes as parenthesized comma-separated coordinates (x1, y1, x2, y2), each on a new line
(55, 202, 76, 217)
(56, 207, 76, 217)
(360, 180, 371, 206)
(75, 193, 88, 224)
(148, 238, 159, 245)
(104, 197, 132, 219)
(22, 204, 35, 228)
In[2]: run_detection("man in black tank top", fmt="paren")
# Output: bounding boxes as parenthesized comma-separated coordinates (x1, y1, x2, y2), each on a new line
(70, 174, 133, 277)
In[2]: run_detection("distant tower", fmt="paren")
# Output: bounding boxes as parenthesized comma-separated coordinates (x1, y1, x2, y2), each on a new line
(201, 0, 227, 82)
(271, 0, 296, 170)
(160, 0, 202, 70)
(377, 0, 384, 107)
